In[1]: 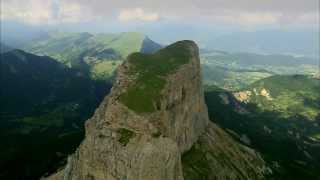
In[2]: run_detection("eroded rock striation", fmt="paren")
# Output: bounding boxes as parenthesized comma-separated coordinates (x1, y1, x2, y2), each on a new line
(47, 41, 269, 180)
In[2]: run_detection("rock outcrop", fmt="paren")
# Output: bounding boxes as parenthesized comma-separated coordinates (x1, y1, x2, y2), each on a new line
(47, 41, 269, 180)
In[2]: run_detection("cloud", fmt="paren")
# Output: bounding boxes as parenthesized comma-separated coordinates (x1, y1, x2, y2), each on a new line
(235, 13, 279, 25)
(1, 0, 54, 24)
(0, 0, 100, 25)
(58, 1, 100, 23)
(118, 8, 160, 22)
(1, 0, 318, 27)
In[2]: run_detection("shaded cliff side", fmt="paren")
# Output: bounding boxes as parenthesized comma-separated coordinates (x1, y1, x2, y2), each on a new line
(47, 41, 270, 180)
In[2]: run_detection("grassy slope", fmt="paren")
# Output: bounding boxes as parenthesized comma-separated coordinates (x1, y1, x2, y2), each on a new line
(103, 32, 145, 58)
(24, 32, 147, 80)
(246, 75, 320, 120)
(119, 41, 194, 113)
(90, 61, 122, 80)
(202, 64, 272, 90)
(204, 75, 320, 179)
(27, 32, 145, 60)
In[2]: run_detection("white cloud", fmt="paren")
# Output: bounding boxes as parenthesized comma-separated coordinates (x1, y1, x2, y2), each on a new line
(58, 1, 100, 23)
(1, 0, 54, 24)
(0, 0, 100, 25)
(0, 0, 317, 27)
(118, 8, 160, 22)
(296, 12, 319, 24)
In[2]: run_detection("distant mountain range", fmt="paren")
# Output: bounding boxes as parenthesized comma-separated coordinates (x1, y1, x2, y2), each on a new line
(204, 30, 319, 58)
(201, 50, 318, 66)
(2, 21, 317, 57)
(22, 32, 162, 80)
(201, 50, 318, 90)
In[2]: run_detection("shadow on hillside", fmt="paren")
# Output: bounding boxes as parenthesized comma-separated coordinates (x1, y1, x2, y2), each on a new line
(204, 89, 320, 180)
(0, 81, 112, 179)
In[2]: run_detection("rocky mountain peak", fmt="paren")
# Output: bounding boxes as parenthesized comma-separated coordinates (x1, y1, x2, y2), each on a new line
(47, 41, 270, 180)
(107, 40, 209, 153)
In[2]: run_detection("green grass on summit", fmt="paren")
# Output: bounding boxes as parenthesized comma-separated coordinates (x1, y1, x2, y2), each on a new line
(120, 41, 195, 113)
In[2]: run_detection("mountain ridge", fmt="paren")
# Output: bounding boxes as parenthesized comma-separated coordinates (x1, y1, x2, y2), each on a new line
(23, 32, 162, 80)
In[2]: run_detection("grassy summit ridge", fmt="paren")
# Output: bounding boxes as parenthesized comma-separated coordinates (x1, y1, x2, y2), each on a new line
(119, 40, 196, 113)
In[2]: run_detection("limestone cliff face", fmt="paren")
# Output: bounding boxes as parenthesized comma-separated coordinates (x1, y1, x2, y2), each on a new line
(47, 41, 269, 180)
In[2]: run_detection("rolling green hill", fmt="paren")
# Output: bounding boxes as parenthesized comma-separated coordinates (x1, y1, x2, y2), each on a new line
(0, 49, 111, 179)
(201, 50, 318, 90)
(204, 75, 320, 179)
(24, 32, 162, 80)
(240, 75, 320, 120)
